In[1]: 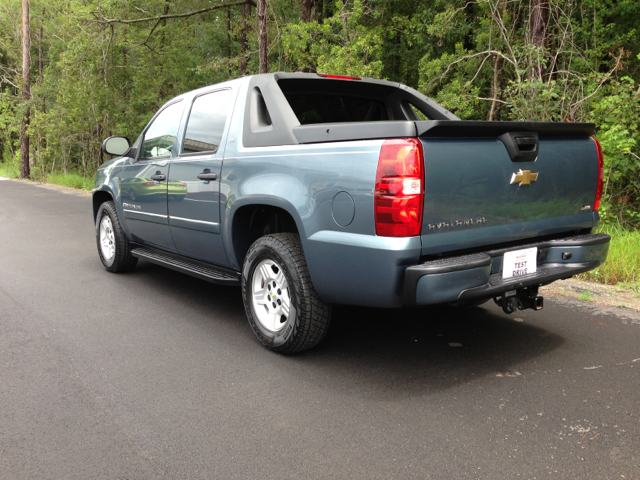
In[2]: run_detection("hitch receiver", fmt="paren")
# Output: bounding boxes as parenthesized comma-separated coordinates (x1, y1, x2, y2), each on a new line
(494, 286, 544, 314)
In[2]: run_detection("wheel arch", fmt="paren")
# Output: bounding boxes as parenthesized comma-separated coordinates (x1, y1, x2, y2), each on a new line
(226, 196, 305, 270)
(92, 189, 115, 222)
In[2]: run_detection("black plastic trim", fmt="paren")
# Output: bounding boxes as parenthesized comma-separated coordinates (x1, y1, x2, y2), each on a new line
(457, 261, 600, 302)
(485, 233, 610, 258)
(498, 131, 539, 162)
(242, 75, 301, 148)
(403, 233, 610, 306)
(242, 73, 461, 147)
(131, 245, 241, 285)
(293, 121, 416, 144)
(417, 120, 596, 138)
(409, 253, 491, 275)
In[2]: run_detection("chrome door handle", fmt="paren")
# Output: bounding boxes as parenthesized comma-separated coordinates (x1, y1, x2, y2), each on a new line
(197, 173, 217, 180)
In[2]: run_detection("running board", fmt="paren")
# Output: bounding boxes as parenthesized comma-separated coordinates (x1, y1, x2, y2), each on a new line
(131, 247, 241, 286)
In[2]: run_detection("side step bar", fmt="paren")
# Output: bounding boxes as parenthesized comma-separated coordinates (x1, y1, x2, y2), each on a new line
(131, 247, 241, 286)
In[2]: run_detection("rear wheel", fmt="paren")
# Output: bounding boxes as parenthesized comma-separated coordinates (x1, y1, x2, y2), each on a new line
(96, 201, 137, 273)
(242, 233, 331, 354)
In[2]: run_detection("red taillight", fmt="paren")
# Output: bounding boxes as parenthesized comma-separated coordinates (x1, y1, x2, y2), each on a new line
(592, 137, 604, 211)
(374, 138, 424, 237)
(142, 181, 156, 186)
(316, 73, 362, 80)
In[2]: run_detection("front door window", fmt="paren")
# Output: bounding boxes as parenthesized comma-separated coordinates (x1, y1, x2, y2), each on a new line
(141, 101, 184, 159)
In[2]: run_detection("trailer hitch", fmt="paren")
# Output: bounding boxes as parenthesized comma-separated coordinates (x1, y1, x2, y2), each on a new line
(494, 286, 544, 314)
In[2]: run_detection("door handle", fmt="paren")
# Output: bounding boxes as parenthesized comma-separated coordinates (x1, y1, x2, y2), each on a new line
(197, 172, 217, 180)
(151, 173, 166, 181)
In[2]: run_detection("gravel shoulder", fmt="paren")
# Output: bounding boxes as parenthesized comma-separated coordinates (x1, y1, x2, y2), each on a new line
(541, 278, 640, 311)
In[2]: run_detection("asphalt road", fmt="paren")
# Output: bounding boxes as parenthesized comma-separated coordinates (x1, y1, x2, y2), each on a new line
(1, 178, 639, 479)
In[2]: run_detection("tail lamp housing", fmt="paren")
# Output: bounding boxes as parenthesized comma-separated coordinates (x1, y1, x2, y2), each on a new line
(591, 137, 604, 211)
(374, 138, 424, 237)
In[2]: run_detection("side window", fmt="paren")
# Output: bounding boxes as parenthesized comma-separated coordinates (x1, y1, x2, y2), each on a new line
(406, 102, 429, 121)
(141, 101, 184, 159)
(182, 89, 233, 154)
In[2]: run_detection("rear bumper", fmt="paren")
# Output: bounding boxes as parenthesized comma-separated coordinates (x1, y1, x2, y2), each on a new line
(403, 233, 610, 306)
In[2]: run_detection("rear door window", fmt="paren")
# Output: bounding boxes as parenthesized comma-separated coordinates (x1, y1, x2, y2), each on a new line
(182, 89, 233, 154)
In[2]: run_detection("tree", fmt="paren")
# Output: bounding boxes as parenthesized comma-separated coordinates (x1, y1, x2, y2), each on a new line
(258, 0, 268, 73)
(20, 0, 30, 179)
(240, 3, 251, 75)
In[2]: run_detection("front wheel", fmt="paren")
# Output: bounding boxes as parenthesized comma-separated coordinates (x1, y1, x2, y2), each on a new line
(96, 201, 138, 273)
(242, 233, 331, 354)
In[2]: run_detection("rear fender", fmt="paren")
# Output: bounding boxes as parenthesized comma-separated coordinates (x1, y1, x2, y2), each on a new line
(223, 195, 306, 271)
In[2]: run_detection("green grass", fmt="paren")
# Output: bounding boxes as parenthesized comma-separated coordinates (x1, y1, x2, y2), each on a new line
(577, 223, 640, 291)
(0, 162, 20, 179)
(45, 172, 94, 191)
(578, 290, 595, 302)
(0, 162, 93, 192)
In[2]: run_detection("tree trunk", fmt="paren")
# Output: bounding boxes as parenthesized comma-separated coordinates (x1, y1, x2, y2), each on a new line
(38, 17, 43, 80)
(529, 0, 548, 80)
(300, 0, 313, 22)
(488, 54, 503, 120)
(39, 12, 45, 113)
(227, 7, 231, 74)
(97, 122, 104, 166)
(258, 0, 268, 74)
(300, 0, 315, 72)
(20, 0, 31, 180)
(240, 4, 251, 75)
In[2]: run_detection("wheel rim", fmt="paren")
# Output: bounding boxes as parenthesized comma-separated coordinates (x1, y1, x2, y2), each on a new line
(251, 259, 291, 332)
(99, 216, 116, 262)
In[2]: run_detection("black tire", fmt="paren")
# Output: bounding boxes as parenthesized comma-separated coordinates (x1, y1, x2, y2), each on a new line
(95, 201, 138, 273)
(241, 233, 331, 354)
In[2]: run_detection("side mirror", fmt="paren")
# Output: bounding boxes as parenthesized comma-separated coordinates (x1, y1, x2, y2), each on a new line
(102, 136, 131, 156)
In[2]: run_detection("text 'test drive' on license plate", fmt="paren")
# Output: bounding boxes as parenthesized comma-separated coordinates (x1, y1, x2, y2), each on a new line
(502, 247, 537, 279)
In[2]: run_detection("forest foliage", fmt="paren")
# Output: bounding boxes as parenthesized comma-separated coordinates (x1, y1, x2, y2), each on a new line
(0, 0, 639, 224)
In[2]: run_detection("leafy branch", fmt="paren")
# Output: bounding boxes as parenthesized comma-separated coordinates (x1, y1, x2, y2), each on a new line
(92, 0, 257, 25)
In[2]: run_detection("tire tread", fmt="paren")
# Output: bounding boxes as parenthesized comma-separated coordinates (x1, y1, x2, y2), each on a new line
(96, 201, 138, 273)
(243, 233, 331, 354)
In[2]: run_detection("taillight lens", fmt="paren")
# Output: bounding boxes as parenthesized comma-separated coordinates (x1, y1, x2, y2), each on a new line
(592, 137, 604, 211)
(374, 138, 424, 236)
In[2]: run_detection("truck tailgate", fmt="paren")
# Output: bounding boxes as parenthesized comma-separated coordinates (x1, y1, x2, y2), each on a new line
(417, 121, 599, 256)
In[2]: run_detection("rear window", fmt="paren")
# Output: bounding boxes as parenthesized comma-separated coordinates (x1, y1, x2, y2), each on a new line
(284, 94, 389, 125)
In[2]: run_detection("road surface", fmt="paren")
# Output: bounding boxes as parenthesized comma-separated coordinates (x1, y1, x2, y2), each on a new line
(1, 178, 638, 479)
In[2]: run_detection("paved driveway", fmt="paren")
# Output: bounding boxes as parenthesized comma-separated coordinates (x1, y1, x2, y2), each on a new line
(1, 179, 638, 479)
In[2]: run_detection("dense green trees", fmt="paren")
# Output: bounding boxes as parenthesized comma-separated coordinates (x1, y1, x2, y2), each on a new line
(0, 0, 638, 223)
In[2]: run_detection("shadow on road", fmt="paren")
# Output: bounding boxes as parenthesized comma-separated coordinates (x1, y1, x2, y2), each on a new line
(131, 261, 565, 398)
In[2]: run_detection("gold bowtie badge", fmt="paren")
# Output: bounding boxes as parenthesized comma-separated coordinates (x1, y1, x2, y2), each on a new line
(510, 169, 539, 186)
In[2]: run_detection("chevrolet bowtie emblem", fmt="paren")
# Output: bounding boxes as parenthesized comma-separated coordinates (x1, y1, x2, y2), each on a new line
(510, 169, 539, 186)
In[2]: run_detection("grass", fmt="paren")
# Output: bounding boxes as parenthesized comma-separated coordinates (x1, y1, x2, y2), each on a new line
(577, 290, 595, 302)
(0, 162, 20, 179)
(45, 172, 94, 191)
(577, 223, 640, 291)
(0, 162, 93, 192)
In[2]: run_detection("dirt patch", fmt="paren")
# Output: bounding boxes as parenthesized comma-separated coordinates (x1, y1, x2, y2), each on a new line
(541, 278, 640, 312)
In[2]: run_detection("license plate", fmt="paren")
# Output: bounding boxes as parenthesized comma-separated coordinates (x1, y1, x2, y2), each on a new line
(502, 247, 537, 279)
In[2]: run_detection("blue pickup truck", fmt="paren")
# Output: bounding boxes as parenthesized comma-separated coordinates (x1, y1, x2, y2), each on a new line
(93, 72, 610, 353)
